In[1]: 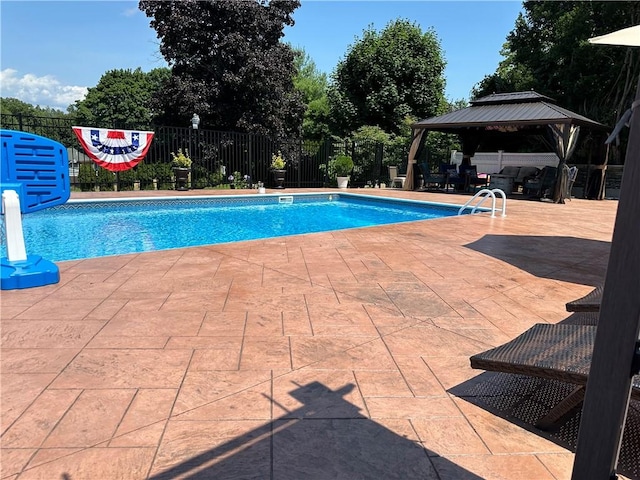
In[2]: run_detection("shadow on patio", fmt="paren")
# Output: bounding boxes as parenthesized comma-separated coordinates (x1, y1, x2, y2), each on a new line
(450, 371, 640, 479)
(464, 235, 610, 286)
(150, 381, 482, 480)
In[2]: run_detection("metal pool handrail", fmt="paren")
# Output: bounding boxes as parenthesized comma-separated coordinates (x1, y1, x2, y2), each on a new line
(458, 189, 507, 218)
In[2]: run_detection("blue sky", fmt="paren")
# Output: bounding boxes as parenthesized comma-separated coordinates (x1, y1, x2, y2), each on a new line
(0, 1, 523, 111)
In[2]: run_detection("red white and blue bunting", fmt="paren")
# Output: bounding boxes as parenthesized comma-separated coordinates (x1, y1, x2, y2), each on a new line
(72, 126, 155, 172)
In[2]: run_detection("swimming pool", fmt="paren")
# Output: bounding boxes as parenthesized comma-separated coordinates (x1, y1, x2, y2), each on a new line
(3, 193, 477, 262)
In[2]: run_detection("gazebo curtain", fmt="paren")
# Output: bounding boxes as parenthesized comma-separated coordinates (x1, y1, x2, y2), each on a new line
(545, 123, 580, 203)
(403, 129, 425, 190)
(546, 123, 581, 162)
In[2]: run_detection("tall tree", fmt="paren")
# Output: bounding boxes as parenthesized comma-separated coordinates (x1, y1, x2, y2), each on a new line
(328, 19, 446, 137)
(139, 0, 304, 138)
(472, 1, 640, 129)
(471, 43, 536, 98)
(69, 67, 170, 129)
(292, 47, 330, 139)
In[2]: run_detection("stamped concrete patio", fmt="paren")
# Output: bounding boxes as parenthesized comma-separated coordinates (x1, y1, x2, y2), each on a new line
(0, 189, 625, 479)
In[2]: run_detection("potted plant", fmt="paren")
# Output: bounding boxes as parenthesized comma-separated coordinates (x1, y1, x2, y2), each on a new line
(333, 154, 353, 189)
(271, 151, 286, 189)
(170, 148, 192, 191)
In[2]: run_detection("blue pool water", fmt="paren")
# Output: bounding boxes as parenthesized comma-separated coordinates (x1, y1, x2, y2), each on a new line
(2, 193, 471, 262)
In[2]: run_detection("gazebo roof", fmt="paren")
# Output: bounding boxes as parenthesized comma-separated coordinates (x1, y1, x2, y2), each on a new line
(413, 91, 608, 132)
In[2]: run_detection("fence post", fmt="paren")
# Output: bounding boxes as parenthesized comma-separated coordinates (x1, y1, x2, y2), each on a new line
(296, 141, 302, 188)
(376, 143, 384, 180)
(323, 138, 332, 186)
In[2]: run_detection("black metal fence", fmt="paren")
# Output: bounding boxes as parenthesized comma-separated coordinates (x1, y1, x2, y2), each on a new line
(0, 114, 409, 191)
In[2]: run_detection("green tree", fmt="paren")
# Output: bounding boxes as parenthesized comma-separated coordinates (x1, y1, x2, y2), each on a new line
(139, 0, 305, 138)
(292, 47, 330, 139)
(69, 67, 169, 129)
(0, 97, 76, 146)
(472, 1, 640, 129)
(471, 43, 536, 99)
(0, 97, 68, 117)
(328, 19, 446, 137)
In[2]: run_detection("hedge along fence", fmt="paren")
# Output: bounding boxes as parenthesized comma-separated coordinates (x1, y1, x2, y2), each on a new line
(0, 114, 410, 191)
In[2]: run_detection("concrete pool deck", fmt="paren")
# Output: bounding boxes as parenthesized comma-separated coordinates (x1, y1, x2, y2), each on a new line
(0, 188, 630, 479)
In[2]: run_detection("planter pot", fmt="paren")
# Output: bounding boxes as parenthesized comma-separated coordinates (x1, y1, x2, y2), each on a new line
(337, 176, 350, 189)
(273, 169, 286, 189)
(173, 167, 190, 191)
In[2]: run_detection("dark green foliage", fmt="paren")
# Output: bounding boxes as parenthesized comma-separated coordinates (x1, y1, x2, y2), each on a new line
(139, 0, 305, 139)
(424, 131, 460, 167)
(0, 97, 67, 117)
(329, 19, 446, 136)
(472, 1, 640, 130)
(154, 163, 175, 190)
(96, 167, 116, 191)
(117, 169, 137, 191)
(135, 163, 157, 190)
(77, 164, 97, 192)
(349, 127, 391, 185)
(69, 68, 170, 129)
(0, 97, 77, 146)
(333, 154, 353, 176)
(191, 164, 226, 189)
(292, 47, 331, 140)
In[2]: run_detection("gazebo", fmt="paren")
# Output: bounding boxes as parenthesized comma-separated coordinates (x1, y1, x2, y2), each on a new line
(405, 91, 609, 203)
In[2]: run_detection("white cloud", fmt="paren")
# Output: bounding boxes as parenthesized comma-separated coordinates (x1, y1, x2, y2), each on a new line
(0, 69, 88, 111)
(122, 7, 139, 17)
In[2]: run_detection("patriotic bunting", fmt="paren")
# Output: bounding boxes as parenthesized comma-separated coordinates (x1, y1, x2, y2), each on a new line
(72, 126, 155, 172)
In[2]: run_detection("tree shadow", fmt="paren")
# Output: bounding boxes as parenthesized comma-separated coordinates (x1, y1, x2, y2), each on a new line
(464, 234, 610, 286)
(150, 381, 483, 479)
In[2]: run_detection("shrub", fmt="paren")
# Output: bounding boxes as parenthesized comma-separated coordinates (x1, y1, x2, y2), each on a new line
(228, 171, 249, 189)
(77, 163, 96, 191)
(333, 154, 353, 176)
(96, 167, 116, 191)
(136, 163, 156, 190)
(117, 169, 136, 191)
(155, 163, 174, 190)
(191, 164, 211, 189)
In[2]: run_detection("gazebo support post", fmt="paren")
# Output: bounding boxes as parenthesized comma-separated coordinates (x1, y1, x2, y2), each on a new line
(571, 76, 640, 480)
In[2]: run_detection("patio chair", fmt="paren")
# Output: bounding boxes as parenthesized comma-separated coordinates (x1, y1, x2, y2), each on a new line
(524, 166, 558, 198)
(565, 285, 603, 313)
(514, 166, 540, 192)
(461, 165, 489, 193)
(444, 164, 468, 192)
(566, 166, 579, 200)
(388, 165, 406, 188)
(470, 323, 640, 430)
(489, 166, 520, 193)
(417, 162, 446, 191)
(559, 311, 600, 325)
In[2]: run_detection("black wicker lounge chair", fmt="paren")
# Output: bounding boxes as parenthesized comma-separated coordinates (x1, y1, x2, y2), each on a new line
(559, 311, 600, 325)
(470, 323, 640, 430)
(565, 285, 603, 312)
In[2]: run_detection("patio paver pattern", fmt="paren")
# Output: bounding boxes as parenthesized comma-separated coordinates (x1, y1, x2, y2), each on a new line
(0, 189, 622, 479)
